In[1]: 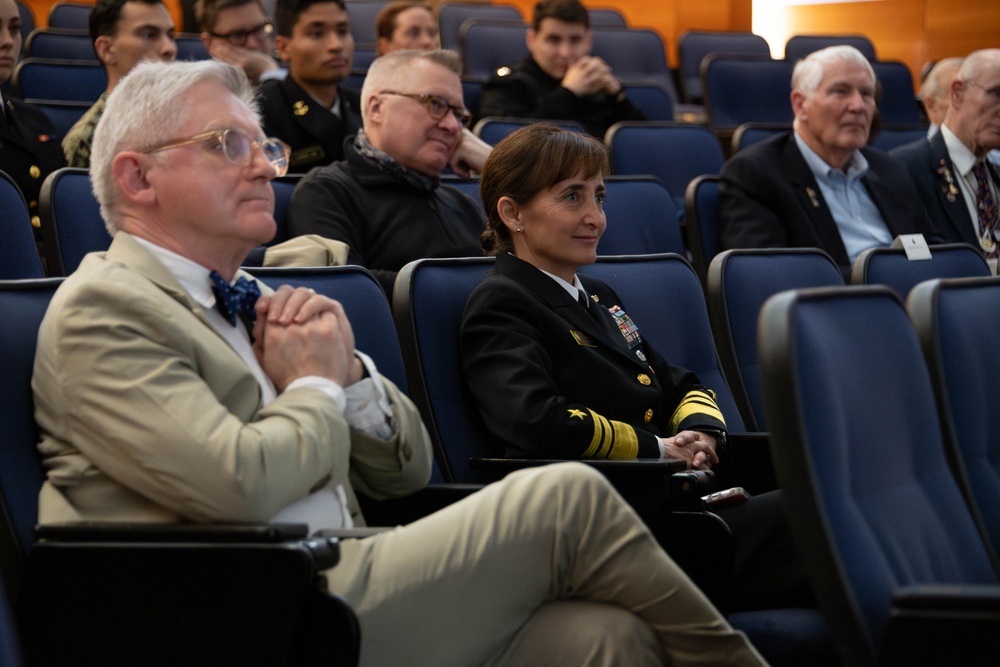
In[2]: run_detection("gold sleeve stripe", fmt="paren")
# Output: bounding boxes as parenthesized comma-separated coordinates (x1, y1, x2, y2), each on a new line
(669, 390, 726, 433)
(580, 408, 639, 459)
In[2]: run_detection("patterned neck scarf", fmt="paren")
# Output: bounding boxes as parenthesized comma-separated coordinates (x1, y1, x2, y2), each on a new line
(354, 129, 439, 193)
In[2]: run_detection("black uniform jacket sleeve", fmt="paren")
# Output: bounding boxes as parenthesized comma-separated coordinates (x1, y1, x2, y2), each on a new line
(460, 253, 725, 460)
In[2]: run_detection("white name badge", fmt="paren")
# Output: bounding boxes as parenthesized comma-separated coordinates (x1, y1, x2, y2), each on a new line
(891, 234, 931, 261)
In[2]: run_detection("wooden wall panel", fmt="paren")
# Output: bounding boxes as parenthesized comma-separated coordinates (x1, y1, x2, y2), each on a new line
(925, 0, 1000, 62)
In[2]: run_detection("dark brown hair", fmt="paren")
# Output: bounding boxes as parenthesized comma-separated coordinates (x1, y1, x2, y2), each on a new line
(479, 123, 609, 256)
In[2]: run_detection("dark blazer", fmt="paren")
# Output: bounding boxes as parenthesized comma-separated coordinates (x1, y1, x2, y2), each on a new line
(891, 131, 998, 248)
(476, 56, 646, 138)
(0, 96, 66, 224)
(719, 132, 940, 278)
(258, 76, 361, 173)
(460, 253, 726, 460)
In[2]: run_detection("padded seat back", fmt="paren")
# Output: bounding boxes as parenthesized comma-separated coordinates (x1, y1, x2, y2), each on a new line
(759, 285, 999, 665)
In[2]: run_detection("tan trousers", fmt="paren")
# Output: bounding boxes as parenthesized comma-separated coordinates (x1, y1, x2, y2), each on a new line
(325, 463, 767, 666)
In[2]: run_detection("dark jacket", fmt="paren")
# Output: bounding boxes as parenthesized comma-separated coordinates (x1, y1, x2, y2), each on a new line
(286, 139, 485, 295)
(891, 130, 998, 248)
(477, 56, 646, 138)
(258, 76, 361, 173)
(460, 253, 726, 460)
(719, 132, 941, 278)
(0, 96, 66, 225)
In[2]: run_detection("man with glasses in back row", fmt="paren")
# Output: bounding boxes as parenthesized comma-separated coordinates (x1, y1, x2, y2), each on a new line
(892, 49, 1000, 269)
(287, 49, 487, 296)
(34, 58, 766, 667)
(197, 0, 284, 84)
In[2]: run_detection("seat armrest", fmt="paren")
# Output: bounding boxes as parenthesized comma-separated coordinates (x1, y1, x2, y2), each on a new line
(34, 521, 310, 543)
(877, 584, 1000, 666)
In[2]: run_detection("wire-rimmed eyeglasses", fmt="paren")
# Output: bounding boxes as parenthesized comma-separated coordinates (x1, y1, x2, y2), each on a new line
(381, 90, 472, 126)
(142, 128, 291, 176)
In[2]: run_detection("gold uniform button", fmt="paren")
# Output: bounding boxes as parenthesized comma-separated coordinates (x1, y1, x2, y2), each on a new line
(29, 165, 41, 178)
(31, 215, 40, 228)
(637, 373, 651, 385)
(643, 409, 653, 423)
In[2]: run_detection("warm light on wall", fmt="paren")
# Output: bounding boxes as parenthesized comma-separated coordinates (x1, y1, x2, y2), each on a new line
(753, 0, 885, 58)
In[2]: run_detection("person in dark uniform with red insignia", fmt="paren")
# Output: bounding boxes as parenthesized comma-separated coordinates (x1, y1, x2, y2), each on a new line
(0, 0, 66, 230)
(461, 124, 724, 467)
(461, 125, 817, 619)
(257, 0, 360, 173)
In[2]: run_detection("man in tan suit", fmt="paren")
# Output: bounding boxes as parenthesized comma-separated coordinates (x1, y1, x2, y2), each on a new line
(32, 59, 765, 667)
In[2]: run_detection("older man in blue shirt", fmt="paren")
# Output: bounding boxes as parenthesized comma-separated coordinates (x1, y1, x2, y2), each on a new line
(719, 45, 938, 278)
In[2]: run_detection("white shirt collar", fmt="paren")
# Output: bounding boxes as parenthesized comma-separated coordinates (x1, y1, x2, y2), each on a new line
(941, 123, 979, 177)
(794, 131, 869, 180)
(131, 236, 220, 311)
(538, 266, 586, 301)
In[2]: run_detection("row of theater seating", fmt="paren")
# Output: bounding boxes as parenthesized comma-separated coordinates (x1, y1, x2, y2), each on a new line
(3, 246, 1000, 664)
(0, 101, 930, 283)
(11, 1, 920, 146)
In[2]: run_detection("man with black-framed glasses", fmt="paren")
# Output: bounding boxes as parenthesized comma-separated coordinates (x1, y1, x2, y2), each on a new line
(256, 0, 361, 172)
(196, 0, 284, 85)
(287, 49, 488, 296)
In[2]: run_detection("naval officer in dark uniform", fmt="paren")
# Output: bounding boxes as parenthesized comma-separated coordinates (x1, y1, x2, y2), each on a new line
(258, 0, 360, 172)
(461, 124, 814, 618)
(0, 0, 66, 231)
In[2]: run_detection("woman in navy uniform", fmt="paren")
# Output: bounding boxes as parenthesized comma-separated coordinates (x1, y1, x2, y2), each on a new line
(0, 0, 66, 229)
(461, 125, 817, 621)
(461, 124, 726, 468)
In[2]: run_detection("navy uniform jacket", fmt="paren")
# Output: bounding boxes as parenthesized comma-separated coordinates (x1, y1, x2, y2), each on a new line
(258, 76, 361, 173)
(460, 253, 726, 460)
(477, 56, 646, 138)
(719, 132, 940, 278)
(891, 131, 999, 248)
(0, 97, 66, 226)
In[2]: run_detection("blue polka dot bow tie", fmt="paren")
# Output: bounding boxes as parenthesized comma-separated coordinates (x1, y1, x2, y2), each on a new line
(209, 270, 261, 327)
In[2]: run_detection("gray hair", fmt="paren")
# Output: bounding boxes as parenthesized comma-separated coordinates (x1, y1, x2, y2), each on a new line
(360, 49, 462, 124)
(921, 57, 963, 99)
(90, 60, 258, 234)
(791, 45, 875, 96)
(958, 49, 1000, 87)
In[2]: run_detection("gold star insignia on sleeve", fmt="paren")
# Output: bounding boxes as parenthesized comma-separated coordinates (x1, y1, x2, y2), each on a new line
(567, 409, 587, 420)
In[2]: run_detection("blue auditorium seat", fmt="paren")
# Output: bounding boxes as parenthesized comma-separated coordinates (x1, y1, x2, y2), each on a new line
(701, 55, 794, 138)
(910, 276, 1000, 557)
(678, 31, 771, 104)
(438, 2, 523, 51)
(784, 34, 876, 62)
(706, 248, 844, 431)
(684, 174, 721, 283)
(11, 58, 106, 103)
(0, 170, 44, 279)
(759, 285, 1000, 666)
(851, 242, 990, 297)
(23, 28, 93, 60)
(46, 2, 93, 30)
(606, 121, 724, 219)
(459, 19, 528, 81)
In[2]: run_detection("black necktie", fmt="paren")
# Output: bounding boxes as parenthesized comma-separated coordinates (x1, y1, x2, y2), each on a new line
(209, 270, 261, 328)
